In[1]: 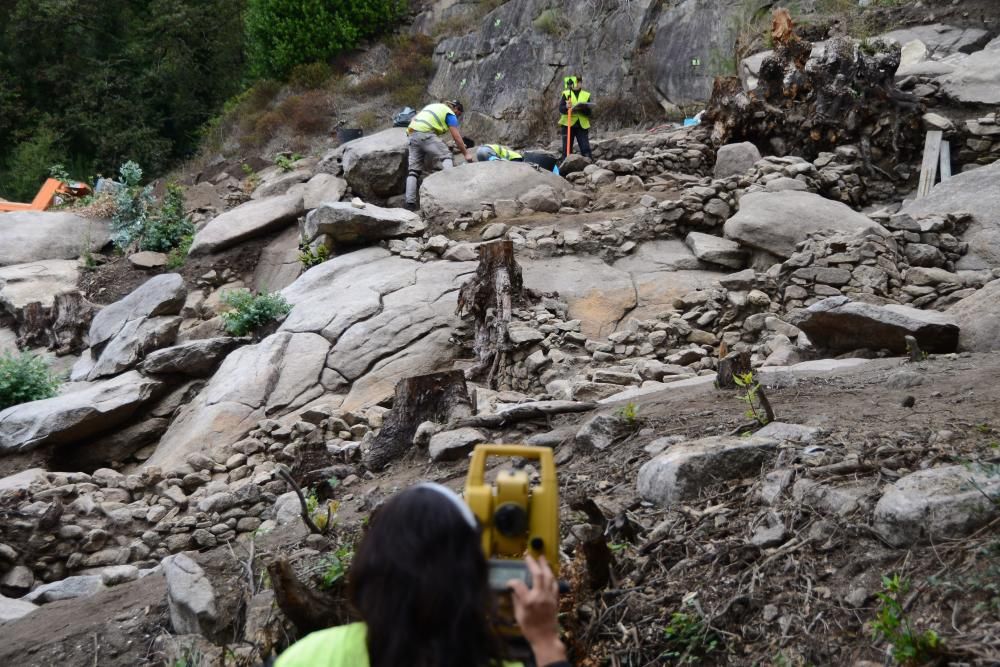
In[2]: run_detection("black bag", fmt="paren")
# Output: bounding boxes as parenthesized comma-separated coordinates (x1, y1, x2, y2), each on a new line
(393, 106, 416, 127)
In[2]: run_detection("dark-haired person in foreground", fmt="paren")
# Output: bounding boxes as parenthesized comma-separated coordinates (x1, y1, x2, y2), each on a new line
(274, 483, 570, 667)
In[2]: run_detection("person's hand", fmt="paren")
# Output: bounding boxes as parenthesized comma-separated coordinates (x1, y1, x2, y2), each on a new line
(508, 555, 566, 666)
(463, 149, 475, 163)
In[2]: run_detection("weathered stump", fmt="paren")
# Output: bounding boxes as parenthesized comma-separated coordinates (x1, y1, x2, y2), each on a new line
(456, 240, 524, 390)
(267, 558, 348, 635)
(716, 350, 752, 389)
(703, 9, 922, 172)
(363, 370, 473, 471)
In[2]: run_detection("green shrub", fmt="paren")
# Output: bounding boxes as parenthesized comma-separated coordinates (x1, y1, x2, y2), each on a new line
(319, 545, 353, 589)
(662, 611, 721, 663)
(166, 235, 193, 269)
(274, 153, 303, 172)
(0, 353, 60, 411)
(142, 184, 195, 252)
(245, 0, 408, 80)
(110, 161, 155, 250)
(220, 290, 292, 336)
(872, 574, 942, 665)
(299, 243, 330, 268)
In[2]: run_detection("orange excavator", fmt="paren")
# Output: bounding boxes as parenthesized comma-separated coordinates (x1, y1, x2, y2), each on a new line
(0, 178, 92, 213)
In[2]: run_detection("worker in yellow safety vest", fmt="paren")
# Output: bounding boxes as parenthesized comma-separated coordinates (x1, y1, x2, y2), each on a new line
(558, 75, 593, 160)
(272, 483, 571, 667)
(476, 144, 523, 162)
(405, 100, 474, 210)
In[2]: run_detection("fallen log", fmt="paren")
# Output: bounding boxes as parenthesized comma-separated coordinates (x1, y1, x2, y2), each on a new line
(447, 400, 597, 430)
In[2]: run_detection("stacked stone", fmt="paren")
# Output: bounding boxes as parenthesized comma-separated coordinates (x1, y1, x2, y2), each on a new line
(957, 111, 1000, 166)
(0, 463, 287, 587)
(773, 214, 995, 312)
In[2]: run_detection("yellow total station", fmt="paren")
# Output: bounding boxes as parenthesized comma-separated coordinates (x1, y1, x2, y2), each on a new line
(464, 444, 559, 581)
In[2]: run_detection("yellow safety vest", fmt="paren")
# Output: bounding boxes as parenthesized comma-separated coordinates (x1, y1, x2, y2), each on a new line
(486, 144, 522, 160)
(408, 103, 454, 135)
(558, 89, 591, 129)
(275, 622, 525, 667)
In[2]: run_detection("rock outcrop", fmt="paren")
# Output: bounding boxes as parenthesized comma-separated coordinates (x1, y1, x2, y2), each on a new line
(0, 212, 109, 267)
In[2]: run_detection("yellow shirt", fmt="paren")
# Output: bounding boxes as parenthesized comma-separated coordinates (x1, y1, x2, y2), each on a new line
(275, 622, 525, 667)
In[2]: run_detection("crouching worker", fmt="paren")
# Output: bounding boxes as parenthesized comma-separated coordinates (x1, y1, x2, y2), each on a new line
(477, 144, 524, 162)
(274, 483, 570, 667)
(405, 100, 475, 211)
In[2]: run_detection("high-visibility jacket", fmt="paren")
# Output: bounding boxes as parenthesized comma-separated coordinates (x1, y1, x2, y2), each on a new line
(274, 622, 525, 667)
(559, 89, 591, 129)
(407, 103, 454, 135)
(486, 144, 522, 160)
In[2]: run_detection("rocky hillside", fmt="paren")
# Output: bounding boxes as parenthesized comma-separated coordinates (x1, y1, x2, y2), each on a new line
(1, 1, 1000, 665)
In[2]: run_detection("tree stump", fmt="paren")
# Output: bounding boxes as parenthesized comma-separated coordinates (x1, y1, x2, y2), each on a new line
(50, 292, 96, 355)
(363, 370, 473, 471)
(716, 350, 752, 389)
(456, 240, 524, 390)
(703, 9, 922, 174)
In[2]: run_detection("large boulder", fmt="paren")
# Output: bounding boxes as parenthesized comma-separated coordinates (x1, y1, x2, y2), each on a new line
(420, 161, 568, 222)
(341, 128, 408, 201)
(902, 159, 1000, 270)
(723, 191, 888, 259)
(684, 232, 746, 269)
(0, 371, 164, 452)
(299, 172, 348, 210)
(88, 274, 187, 350)
(252, 225, 302, 292)
(302, 201, 427, 246)
(947, 279, 1000, 352)
(147, 249, 476, 468)
(521, 254, 636, 339)
(163, 553, 219, 637)
(935, 36, 1000, 105)
(85, 316, 181, 380)
(0, 211, 109, 267)
(873, 465, 1000, 547)
(638, 435, 778, 506)
(0, 260, 80, 318)
(714, 142, 761, 179)
(82, 273, 186, 380)
(188, 193, 304, 256)
(881, 23, 990, 57)
(141, 337, 242, 376)
(791, 296, 959, 354)
(612, 241, 725, 323)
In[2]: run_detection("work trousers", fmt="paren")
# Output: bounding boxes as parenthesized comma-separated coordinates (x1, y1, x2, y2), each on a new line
(405, 131, 453, 206)
(560, 123, 591, 159)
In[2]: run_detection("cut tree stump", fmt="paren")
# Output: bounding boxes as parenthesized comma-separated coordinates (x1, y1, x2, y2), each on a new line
(716, 350, 752, 389)
(363, 370, 473, 471)
(456, 240, 524, 390)
(267, 558, 348, 635)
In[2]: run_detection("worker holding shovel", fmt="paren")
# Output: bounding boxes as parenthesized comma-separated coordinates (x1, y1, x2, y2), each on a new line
(558, 75, 593, 161)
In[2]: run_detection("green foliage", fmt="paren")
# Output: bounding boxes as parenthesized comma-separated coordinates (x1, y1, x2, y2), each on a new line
(0, 0, 245, 179)
(0, 128, 64, 201)
(166, 235, 194, 270)
(350, 34, 436, 109)
(244, 0, 408, 80)
(48, 163, 71, 185)
(733, 371, 770, 426)
(299, 243, 330, 269)
(318, 545, 354, 589)
(0, 352, 60, 411)
(872, 574, 942, 665)
(220, 291, 292, 337)
(532, 8, 569, 37)
(141, 185, 195, 253)
(662, 611, 721, 663)
(274, 153, 303, 172)
(616, 401, 640, 426)
(110, 162, 154, 250)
